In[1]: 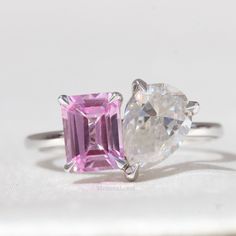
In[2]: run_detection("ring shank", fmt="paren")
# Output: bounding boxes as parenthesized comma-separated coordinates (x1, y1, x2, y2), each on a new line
(26, 122, 223, 148)
(187, 122, 223, 141)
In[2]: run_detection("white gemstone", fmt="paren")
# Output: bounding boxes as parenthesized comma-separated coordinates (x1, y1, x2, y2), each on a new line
(123, 82, 192, 166)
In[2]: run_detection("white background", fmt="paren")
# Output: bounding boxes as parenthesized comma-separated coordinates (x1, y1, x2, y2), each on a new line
(0, 0, 236, 235)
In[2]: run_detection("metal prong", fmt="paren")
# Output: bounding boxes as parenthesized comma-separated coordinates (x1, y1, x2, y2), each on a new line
(114, 157, 129, 170)
(109, 92, 123, 103)
(58, 95, 70, 106)
(114, 157, 140, 182)
(64, 161, 77, 173)
(132, 79, 147, 93)
(186, 101, 200, 116)
(124, 163, 140, 182)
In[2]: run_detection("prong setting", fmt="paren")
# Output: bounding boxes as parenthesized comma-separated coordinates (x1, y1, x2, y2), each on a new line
(186, 101, 200, 116)
(114, 157, 140, 182)
(109, 92, 123, 103)
(57, 80, 204, 182)
(58, 95, 71, 106)
(132, 79, 148, 93)
(123, 163, 140, 182)
(64, 160, 77, 173)
(114, 157, 129, 170)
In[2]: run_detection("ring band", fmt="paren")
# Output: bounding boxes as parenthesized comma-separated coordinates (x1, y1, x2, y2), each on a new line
(26, 79, 223, 181)
(27, 122, 222, 148)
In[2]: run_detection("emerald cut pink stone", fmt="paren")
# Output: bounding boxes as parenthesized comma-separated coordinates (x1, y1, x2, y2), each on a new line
(60, 93, 125, 172)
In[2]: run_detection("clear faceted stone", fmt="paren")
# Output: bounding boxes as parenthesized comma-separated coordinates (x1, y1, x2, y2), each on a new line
(123, 83, 192, 166)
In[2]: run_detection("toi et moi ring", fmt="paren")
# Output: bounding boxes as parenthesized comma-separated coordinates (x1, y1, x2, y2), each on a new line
(27, 79, 223, 181)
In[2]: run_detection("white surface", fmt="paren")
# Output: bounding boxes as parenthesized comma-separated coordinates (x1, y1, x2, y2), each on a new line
(0, 0, 236, 235)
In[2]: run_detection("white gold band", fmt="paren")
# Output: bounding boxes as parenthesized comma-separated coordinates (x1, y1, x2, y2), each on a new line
(26, 122, 223, 149)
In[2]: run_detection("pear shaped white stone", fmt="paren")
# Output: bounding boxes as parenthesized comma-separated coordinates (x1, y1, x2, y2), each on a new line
(123, 80, 193, 166)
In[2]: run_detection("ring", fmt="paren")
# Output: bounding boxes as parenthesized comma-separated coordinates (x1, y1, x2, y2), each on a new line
(27, 79, 223, 181)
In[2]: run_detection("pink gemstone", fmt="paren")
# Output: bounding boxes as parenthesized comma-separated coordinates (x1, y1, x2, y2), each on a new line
(60, 93, 125, 172)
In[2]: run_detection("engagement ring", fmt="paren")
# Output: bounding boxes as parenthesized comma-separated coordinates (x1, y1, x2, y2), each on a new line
(27, 79, 222, 181)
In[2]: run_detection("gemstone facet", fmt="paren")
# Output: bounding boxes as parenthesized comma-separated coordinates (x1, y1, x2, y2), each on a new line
(123, 81, 193, 166)
(60, 93, 124, 172)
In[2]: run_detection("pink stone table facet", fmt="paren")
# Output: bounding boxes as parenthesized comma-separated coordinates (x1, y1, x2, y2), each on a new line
(60, 93, 125, 172)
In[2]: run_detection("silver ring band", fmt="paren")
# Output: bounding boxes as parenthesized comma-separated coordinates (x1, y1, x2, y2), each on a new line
(187, 122, 223, 141)
(26, 122, 223, 149)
